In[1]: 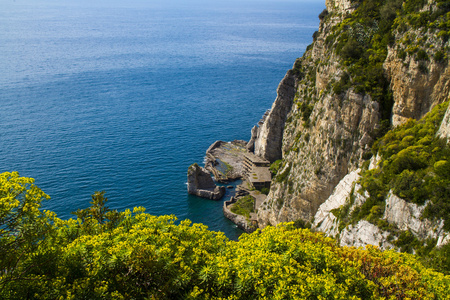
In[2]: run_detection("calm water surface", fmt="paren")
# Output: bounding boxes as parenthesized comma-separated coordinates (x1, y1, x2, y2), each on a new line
(0, 0, 324, 239)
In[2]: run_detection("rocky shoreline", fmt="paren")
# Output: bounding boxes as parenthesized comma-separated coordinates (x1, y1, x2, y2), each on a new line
(187, 139, 270, 233)
(187, 140, 247, 201)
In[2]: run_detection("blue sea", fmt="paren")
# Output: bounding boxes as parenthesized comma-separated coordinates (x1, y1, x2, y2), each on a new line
(0, 0, 324, 239)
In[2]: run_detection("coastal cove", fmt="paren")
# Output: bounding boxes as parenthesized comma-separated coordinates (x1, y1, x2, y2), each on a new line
(0, 0, 324, 239)
(2, 0, 450, 297)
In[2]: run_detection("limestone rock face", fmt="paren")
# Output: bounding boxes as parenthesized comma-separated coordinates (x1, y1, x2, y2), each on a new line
(257, 75, 380, 227)
(384, 34, 450, 127)
(187, 163, 225, 200)
(255, 0, 385, 227)
(334, 191, 450, 249)
(256, 0, 450, 234)
(325, 0, 356, 14)
(312, 170, 361, 238)
(340, 221, 394, 250)
(253, 70, 296, 163)
(438, 104, 450, 141)
(384, 192, 449, 247)
(311, 160, 450, 250)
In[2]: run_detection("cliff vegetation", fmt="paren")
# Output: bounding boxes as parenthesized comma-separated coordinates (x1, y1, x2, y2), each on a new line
(359, 102, 450, 230)
(243, 0, 450, 278)
(319, 102, 450, 273)
(256, 0, 450, 241)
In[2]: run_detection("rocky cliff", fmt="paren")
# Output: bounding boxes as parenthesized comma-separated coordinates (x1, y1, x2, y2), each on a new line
(250, 71, 297, 163)
(252, 0, 450, 254)
(384, 6, 450, 126)
(257, 0, 382, 226)
(312, 156, 450, 251)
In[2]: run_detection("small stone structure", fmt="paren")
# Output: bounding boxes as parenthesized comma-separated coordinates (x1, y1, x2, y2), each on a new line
(223, 196, 257, 233)
(223, 185, 267, 232)
(187, 163, 225, 200)
(204, 140, 247, 182)
(243, 152, 271, 190)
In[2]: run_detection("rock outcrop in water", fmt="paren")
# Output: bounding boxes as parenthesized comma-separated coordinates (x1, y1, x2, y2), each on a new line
(187, 163, 225, 200)
(187, 140, 247, 201)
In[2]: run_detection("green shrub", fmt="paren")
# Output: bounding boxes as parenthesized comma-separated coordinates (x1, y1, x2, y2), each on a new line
(340, 38, 363, 62)
(434, 50, 446, 63)
(418, 61, 428, 73)
(392, 170, 428, 204)
(2, 179, 449, 300)
(403, 0, 427, 13)
(360, 101, 450, 229)
(430, 242, 450, 274)
(293, 219, 311, 229)
(416, 49, 429, 61)
(333, 72, 351, 95)
(312, 30, 319, 41)
(230, 195, 255, 218)
(260, 187, 270, 195)
(269, 159, 283, 175)
(292, 58, 304, 77)
(398, 49, 407, 60)
(318, 9, 329, 21)
(434, 160, 450, 177)
(275, 164, 291, 183)
(394, 230, 419, 253)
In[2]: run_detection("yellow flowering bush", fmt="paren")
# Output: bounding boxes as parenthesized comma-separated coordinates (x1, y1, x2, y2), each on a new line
(1, 172, 449, 299)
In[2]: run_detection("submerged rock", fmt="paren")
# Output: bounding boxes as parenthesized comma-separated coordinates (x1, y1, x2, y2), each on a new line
(187, 163, 225, 200)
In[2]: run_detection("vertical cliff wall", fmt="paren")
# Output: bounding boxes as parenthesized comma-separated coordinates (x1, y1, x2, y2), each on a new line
(256, 0, 450, 228)
(252, 71, 297, 163)
(384, 4, 450, 126)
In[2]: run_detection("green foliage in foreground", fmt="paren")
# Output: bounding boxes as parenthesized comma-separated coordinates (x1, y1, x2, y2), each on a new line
(358, 102, 450, 230)
(1, 172, 450, 299)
